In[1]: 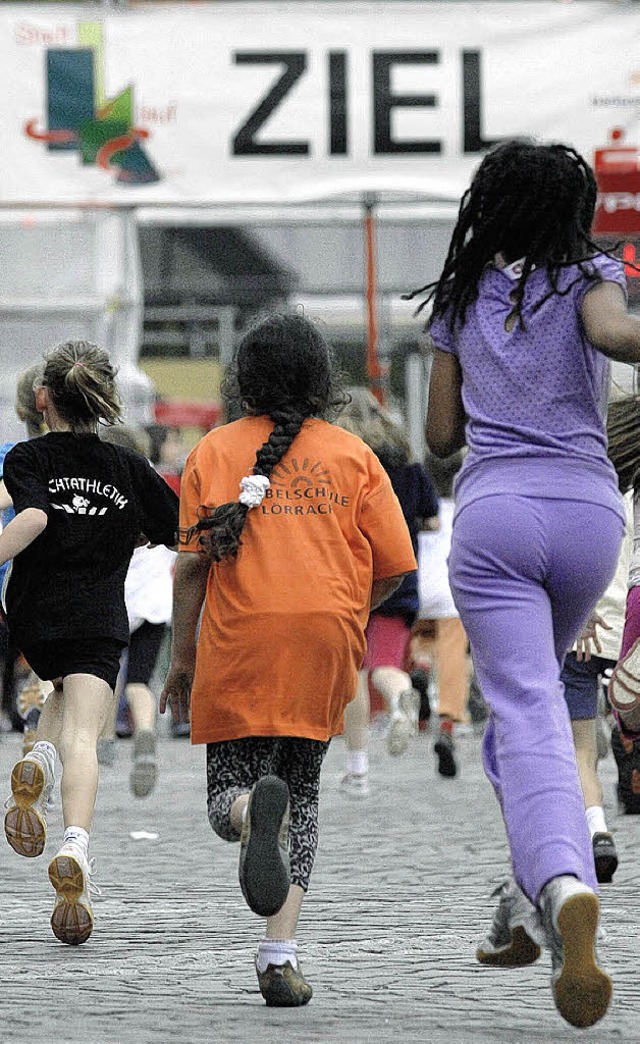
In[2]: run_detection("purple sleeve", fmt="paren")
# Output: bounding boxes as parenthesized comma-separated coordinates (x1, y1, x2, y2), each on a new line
(576, 254, 628, 308)
(428, 311, 457, 355)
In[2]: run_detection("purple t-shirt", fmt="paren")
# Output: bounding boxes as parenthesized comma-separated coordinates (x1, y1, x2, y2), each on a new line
(430, 254, 626, 523)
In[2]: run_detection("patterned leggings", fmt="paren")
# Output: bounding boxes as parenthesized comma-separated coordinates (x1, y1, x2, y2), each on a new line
(206, 736, 330, 891)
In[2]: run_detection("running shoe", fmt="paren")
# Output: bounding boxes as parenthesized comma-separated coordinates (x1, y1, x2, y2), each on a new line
(48, 841, 98, 946)
(539, 876, 612, 1028)
(339, 771, 370, 799)
(4, 750, 54, 858)
(239, 775, 290, 917)
(477, 878, 543, 967)
(592, 832, 618, 884)
(386, 689, 420, 756)
(434, 729, 458, 778)
(96, 737, 117, 767)
(130, 729, 157, 798)
(256, 960, 313, 1007)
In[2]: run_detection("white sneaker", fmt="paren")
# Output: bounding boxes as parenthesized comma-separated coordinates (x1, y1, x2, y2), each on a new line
(540, 876, 612, 1028)
(4, 750, 55, 858)
(48, 841, 98, 946)
(386, 689, 419, 756)
(339, 771, 370, 799)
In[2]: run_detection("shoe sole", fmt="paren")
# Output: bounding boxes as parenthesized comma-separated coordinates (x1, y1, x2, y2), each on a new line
(262, 978, 312, 1007)
(131, 732, 158, 798)
(553, 893, 612, 1028)
(239, 776, 290, 917)
(477, 925, 541, 967)
(434, 737, 457, 778)
(4, 760, 46, 858)
(48, 854, 93, 945)
(131, 758, 157, 798)
(594, 838, 619, 884)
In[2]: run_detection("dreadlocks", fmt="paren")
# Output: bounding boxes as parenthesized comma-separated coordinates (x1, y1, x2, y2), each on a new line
(405, 138, 616, 332)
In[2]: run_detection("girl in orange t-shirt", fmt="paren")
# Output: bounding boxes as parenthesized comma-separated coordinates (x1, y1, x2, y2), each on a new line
(161, 314, 415, 1007)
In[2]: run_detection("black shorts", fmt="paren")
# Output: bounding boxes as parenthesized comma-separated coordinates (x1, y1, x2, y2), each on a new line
(126, 621, 167, 686)
(21, 637, 127, 691)
(561, 650, 616, 721)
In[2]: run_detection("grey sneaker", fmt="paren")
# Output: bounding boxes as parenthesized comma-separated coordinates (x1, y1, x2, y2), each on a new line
(386, 689, 419, 756)
(130, 729, 157, 798)
(540, 876, 612, 1028)
(97, 737, 117, 767)
(256, 960, 312, 1006)
(239, 775, 290, 917)
(477, 878, 543, 967)
(4, 750, 55, 858)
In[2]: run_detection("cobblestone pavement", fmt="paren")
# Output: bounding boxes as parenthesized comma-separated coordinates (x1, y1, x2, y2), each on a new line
(0, 722, 637, 1044)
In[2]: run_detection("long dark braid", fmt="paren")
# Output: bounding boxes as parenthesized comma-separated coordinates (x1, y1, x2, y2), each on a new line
(185, 312, 348, 563)
(404, 139, 624, 332)
(190, 407, 306, 561)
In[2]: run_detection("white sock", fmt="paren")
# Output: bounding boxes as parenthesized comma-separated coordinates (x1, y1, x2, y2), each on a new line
(30, 740, 56, 778)
(63, 826, 90, 856)
(346, 750, 368, 775)
(585, 805, 608, 838)
(256, 939, 298, 973)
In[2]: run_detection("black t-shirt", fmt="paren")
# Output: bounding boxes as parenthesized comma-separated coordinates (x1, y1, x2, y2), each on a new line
(2, 431, 179, 645)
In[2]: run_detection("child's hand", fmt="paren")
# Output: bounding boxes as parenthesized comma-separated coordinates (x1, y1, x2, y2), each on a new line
(576, 613, 612, 662)
(160, 660, 193, 722)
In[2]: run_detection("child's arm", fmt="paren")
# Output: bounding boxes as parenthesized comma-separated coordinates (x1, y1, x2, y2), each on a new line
(0, 508, 47, 567)
(371, 573, 410, 610)
(582, 281, 640, 363)
(425, 348, 466, 458)
(0, 480, 12, 512)
(160, 551, 209, 720)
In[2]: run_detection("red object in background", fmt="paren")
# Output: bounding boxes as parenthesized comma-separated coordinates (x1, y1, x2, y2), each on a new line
(157, 467, 182, 496)
(154, 400, 220, 430)
(593, 128, 640, 235)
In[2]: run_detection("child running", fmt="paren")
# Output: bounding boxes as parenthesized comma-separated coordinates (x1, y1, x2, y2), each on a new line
(335, 387, 438, 795)
(161, 313, 416, 1006)
(409, 138, 640, 1028)
(2, 340, 178, 945)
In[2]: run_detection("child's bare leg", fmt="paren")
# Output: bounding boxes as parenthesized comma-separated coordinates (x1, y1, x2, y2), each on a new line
(57, 674, 111, 830)
(126, 682, 157, 733)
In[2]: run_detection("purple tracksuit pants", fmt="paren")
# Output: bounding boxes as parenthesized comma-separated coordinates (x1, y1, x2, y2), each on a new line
(448, 495, 624, 903)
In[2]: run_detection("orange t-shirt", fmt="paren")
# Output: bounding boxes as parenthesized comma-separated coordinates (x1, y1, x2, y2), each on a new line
(179, 416, 417, 744)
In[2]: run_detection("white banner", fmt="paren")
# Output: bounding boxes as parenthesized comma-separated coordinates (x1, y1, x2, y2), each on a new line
(2, 2, 640, 205)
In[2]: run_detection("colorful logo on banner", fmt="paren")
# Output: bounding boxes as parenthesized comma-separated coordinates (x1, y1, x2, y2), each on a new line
(23, 21, 160, 185)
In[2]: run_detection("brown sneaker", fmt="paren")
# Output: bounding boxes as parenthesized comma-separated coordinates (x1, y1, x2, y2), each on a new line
(4, 751, 54, 858)
(48, 842, 96, 946)
(256, 961, 312, 1006)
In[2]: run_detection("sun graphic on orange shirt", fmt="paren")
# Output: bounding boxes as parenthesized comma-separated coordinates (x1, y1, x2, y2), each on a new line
(271, 458, 332, 489)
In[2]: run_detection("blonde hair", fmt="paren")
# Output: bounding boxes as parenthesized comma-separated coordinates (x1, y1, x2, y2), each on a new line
(15, 364, 45, 438)
(336, 386, 411, 460)
(42, 340, 122, 429)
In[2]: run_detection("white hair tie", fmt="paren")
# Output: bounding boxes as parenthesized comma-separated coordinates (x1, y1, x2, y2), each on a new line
(238, 474, 270, 509)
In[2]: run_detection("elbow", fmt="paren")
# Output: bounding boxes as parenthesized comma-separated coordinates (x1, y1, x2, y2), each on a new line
(426, 426, 464, 459)
(30, 508, 48, 536)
